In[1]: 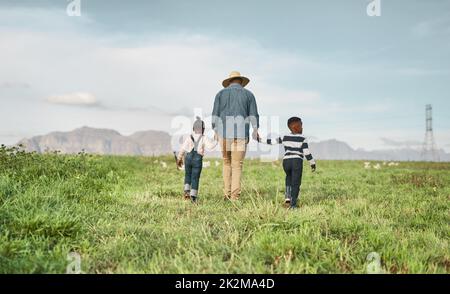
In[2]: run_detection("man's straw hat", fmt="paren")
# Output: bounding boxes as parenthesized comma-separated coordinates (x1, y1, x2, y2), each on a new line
(222, 71, 250, 88)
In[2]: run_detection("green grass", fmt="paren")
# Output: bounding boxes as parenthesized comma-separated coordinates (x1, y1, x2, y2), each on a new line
(0, 145, 449, 273)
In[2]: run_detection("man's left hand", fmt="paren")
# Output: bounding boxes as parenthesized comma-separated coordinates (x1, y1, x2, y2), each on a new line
(177, 158, 183, 168)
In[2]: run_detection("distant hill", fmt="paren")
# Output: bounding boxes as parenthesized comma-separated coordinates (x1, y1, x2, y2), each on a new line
(309, 139, 450, 162)
(18, 126, 171, 156)
(17, 127, 449, 161)
(246, 139, 449, 162)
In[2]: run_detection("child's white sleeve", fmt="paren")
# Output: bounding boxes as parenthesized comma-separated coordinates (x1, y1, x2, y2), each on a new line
(177, 137, 190, 160)
(302, 138, 316, 166)
(203, 136, 218, 151)
(259, 136, 283, 145)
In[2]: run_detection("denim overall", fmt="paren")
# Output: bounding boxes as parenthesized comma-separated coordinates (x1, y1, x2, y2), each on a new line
(184, 135, 203, 201)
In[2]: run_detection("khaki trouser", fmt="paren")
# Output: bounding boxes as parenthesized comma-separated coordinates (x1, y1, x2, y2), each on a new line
(220, 138, 248, 199)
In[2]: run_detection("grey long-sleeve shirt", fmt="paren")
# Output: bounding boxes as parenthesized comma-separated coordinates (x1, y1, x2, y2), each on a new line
(211, 83, 259, 139)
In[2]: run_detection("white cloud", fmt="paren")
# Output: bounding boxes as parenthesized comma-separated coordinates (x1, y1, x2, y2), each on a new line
(2, 6, 430, 150)
(395, 68, 450, 76)
(0, 81, 31, 89)
(258, 86, 321, 104)
(411, 18, 450, 38)
(0, 21, 397, 149)
(0, 20, 305, 141)
(46, 92, 98, 106)
(0, 21, 324, 114)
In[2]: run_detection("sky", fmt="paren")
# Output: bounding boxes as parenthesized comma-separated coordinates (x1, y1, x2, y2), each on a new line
(1, 0, 449, 151)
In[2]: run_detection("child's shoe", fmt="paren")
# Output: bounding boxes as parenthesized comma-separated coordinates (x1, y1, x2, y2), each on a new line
(190, 189, 199, 203)
(283, 197, 291, 208)
(284, 186, 292, 208)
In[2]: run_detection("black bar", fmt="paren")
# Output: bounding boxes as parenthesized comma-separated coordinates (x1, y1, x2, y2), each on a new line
(0, 274, 446, 292)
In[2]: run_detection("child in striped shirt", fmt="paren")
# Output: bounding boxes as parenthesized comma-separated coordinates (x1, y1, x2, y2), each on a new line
(258, 117, 316, 208)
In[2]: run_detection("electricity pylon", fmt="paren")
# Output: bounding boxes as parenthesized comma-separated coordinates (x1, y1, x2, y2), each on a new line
(421, 104, 439, 162)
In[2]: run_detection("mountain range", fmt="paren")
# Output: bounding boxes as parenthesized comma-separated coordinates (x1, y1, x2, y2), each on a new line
(18, 127, 171, 156)
(16, 127, 450, 162)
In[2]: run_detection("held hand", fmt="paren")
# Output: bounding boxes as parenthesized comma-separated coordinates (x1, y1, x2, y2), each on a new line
(252, 129, 260, 142)
(177, 158, 183, 168)
(311, 164, 316, 172)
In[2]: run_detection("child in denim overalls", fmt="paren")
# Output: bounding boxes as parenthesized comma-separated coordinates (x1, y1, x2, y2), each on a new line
(177, 117, 217, 203)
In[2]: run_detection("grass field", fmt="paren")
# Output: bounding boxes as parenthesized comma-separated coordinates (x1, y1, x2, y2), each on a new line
(0, 145, 449, 273)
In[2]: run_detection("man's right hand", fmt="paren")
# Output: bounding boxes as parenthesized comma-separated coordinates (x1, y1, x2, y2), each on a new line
(252, 129, 260, 142)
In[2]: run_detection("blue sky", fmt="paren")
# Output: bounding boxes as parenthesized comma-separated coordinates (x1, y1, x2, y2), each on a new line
(1, 0, 449, 151)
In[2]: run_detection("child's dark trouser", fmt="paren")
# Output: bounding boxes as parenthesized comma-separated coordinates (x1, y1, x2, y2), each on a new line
(282, 158, 303, 207)
(184, 150, 203, 198)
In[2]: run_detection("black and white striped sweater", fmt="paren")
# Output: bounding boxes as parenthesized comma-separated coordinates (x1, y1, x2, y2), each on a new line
(261, 133, 315, 165)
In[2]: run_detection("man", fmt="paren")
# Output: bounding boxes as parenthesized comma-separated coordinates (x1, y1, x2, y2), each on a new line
(212, 71, 259, 200)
